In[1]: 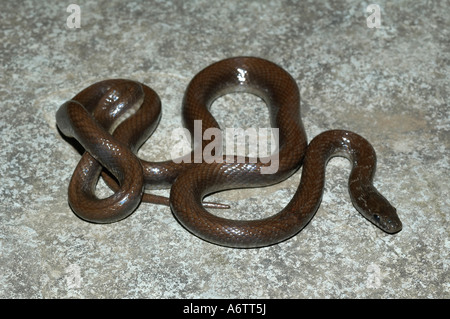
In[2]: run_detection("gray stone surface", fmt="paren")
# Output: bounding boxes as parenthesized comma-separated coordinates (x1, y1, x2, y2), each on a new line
(0, 0, 448, 298)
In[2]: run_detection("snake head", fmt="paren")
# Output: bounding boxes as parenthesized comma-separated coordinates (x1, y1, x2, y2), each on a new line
(370, 204, 402, 234)
(351, 185, 402, 234)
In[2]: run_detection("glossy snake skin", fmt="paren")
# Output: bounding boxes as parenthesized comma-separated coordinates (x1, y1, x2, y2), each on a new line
(56, 57, 402, 248)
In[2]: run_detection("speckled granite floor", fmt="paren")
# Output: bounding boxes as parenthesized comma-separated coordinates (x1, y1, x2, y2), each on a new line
(1, 0, 448, 299)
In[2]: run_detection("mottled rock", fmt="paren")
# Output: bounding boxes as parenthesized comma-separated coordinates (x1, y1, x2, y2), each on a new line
(0, 0, 448, 298)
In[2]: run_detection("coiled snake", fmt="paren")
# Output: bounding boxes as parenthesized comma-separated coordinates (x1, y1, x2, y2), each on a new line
(56, 57, 402, 248)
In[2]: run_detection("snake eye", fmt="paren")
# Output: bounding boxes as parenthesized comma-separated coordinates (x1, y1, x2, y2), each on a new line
(373, 214, 381, 224)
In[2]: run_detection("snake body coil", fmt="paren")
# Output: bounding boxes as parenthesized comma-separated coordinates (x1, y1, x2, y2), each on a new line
(56, 57, 402, 248)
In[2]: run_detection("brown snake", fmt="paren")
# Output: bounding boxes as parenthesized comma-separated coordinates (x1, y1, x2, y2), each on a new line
(56, 56, 402, 248)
